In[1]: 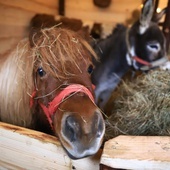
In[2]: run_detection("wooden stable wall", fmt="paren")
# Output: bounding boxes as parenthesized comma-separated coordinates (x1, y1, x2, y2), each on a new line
(0, 0, 168, 56)
(64, 0, 168, 37)
(65, 0, 142, 24)
(0, 0, 58, 56)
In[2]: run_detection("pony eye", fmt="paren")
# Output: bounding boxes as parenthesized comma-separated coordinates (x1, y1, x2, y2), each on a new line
(37, 67, 46, 77)
(88, 65, 94, 74)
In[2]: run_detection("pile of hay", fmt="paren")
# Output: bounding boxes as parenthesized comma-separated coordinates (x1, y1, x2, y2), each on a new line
(105, 69, 170, 140)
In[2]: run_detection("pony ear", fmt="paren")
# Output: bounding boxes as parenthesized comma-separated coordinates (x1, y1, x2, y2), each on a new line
(139, 0, 154, 34)
(152, 7, 167, 23)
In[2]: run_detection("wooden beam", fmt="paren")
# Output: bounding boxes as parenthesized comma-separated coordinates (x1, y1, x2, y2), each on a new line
(0, 122, 101, 170)
(163, 0, 170, 52)
(100, 135, 170, 170)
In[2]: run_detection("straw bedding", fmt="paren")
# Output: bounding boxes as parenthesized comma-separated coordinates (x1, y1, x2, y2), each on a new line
(105, 69, 170, 140)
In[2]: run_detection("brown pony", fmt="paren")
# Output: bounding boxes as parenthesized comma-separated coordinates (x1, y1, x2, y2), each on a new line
(0, 26, 105, 159)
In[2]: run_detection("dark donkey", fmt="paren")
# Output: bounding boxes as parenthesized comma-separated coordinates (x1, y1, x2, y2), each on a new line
(91, 0, 167, 109)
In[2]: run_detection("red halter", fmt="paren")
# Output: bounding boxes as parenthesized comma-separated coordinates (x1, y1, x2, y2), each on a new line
(133, 56, 151, 66)
(30, 84, 95, 129)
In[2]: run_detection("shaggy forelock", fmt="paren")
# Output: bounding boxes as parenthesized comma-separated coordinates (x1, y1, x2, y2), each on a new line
(31, 27, 98, 79)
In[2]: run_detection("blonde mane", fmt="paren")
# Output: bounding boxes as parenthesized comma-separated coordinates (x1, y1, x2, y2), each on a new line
(0, 27, 98, 128)
(0, 39, 35, 127)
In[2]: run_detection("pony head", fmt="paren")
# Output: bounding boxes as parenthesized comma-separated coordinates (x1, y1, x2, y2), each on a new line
(30, 27, 105, 159)
(0, 27, 105, 159)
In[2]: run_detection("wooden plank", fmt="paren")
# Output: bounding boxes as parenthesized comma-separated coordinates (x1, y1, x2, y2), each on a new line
(65, 0, 141, 12)
(0, 122, 101, 170)
(72, 149, 102, 170)
(65, 0, 141, 24)
(0, 0, 58, 15)
(64, 0, 169, 24)
(33, 0, 58, 8)
(65, 10, 129, 24)
(0, 0, 58, 27)
(100, 135, 170, 170)
(0, 25, 28, 38)
(159, 0, 168, 9)
(0, 25, 28, 56)
(0, 122, 71, 170)
(0, 4, 36, 26)
(0, 37, 22, 56)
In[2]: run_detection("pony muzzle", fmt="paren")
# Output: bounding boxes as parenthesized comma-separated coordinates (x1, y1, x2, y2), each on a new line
(59, 109, 105, 159)
(31, 84, 105, 159)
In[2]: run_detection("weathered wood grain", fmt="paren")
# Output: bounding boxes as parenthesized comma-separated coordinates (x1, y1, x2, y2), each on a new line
(100, 135, 170, 170)
(0, 0, 58, 15)
(0, 122, 101, 170)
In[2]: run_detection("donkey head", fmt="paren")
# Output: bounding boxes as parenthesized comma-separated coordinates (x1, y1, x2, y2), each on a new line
(91, 0, 167, 110)
(126, 0, 167, 71)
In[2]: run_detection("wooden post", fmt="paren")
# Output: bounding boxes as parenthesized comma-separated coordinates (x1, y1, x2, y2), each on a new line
(163, 0, 170, 52)
(59, 0, 65, 16)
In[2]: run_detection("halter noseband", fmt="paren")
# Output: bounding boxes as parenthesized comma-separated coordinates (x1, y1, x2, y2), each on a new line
(30, 84, 95, 129)
(125, 28, 167, 71)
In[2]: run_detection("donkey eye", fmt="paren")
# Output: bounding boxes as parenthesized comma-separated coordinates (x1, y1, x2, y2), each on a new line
(149, 45, 158, 49)
(147, 42, 160, 52)
(37, 67, 46, 77)
(87, 65, 94, 74)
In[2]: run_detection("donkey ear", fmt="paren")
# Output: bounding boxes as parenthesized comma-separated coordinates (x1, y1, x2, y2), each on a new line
(139, 0, 154, 34)
(152, 7, 167, 23)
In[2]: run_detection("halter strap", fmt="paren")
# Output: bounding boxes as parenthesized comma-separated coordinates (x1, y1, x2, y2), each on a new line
(30, 84, 94, 129)
(125, 28, 167, 71)
(138, 57, 168, 71)
(133, 56, 151, 66)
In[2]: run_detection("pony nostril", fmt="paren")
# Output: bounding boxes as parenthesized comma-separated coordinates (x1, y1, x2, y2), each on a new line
(93, 112, 104, 138)
(97, 118, 104, 137)
(64, 116, 79, 142)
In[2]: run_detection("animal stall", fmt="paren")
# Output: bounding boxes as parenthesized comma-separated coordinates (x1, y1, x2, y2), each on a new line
(0, 0, 170, 170)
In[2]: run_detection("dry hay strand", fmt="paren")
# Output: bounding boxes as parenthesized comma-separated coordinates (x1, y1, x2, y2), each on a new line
(30, 26, 98, 79)
(105, 69, 170, 140)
